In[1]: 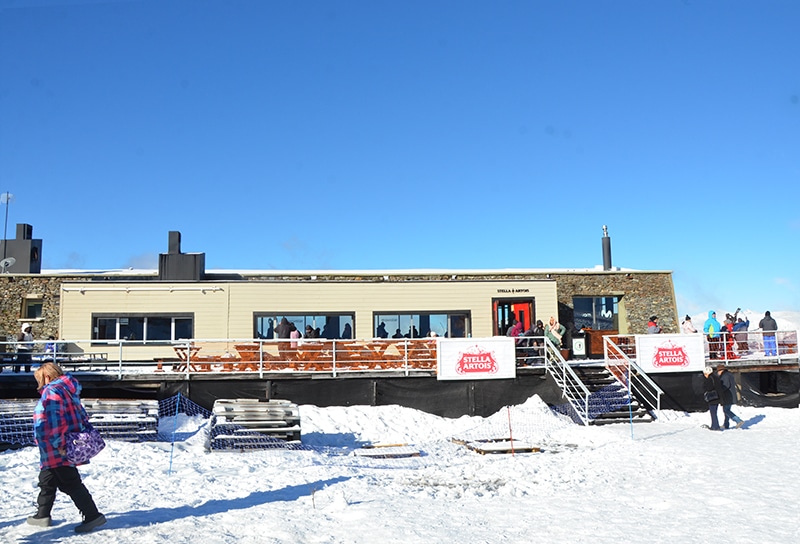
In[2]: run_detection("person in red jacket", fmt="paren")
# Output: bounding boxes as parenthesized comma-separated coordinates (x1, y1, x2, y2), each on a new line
(28, 363, 106, 533)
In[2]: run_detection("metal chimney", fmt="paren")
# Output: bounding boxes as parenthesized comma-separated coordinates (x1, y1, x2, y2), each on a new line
(602, 225, 612, 271)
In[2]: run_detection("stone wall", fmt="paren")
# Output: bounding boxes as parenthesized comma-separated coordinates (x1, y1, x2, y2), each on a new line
(0, 275, 89, 343)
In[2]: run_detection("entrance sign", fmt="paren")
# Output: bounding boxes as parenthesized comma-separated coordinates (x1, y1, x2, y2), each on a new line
(635, 334, 705, 373)
(437, 338, 516, 380)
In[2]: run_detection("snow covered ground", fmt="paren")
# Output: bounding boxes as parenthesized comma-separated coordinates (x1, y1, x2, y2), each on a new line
(1, 395, 798, 544)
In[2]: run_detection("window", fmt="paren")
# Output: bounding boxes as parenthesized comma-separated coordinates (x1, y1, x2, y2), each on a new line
(374, 312, 471, 338)
(255, 313, 354, 339)
(573, 296, 619, 330)
(23, 296, 43, 320)
(92, 314, 193, 342)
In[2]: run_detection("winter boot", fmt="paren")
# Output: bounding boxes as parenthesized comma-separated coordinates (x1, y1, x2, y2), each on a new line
(27, 515, 52, 527)
(74, 513, 106, 533)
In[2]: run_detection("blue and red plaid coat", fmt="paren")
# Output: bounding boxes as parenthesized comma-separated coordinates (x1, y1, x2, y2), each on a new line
(33, 373, 88, 469)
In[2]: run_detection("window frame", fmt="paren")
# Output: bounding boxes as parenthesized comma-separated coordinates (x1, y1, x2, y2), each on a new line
(373, 311, 471, 338)
(253, 312, 356, 340)
(90, 313, 194, 344)
(572, 296, 620, 331)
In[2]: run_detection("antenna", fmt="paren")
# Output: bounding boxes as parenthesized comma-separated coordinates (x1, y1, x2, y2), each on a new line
(0, 256, 16, 273)
(1, 192, 13, 261)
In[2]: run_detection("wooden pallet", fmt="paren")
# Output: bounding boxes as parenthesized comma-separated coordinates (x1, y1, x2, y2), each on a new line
(83, 399, 159, 441)
(353, 443, 421, 459)
(208, 399, 301, 450)
(452, 437, 541, 455)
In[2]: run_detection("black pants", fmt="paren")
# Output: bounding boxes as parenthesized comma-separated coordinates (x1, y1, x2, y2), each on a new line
(36, 466, 100, 520)
(14, 351, 32, 373)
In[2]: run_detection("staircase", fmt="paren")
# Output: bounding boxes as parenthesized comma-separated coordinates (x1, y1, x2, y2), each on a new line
(570, 365, 655, 425)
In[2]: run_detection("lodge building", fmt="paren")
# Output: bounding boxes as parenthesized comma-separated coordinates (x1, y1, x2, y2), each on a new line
(1, 227, 679, 361)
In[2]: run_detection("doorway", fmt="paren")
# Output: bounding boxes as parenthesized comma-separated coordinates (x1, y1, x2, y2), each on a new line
(492, 298, 535, 336)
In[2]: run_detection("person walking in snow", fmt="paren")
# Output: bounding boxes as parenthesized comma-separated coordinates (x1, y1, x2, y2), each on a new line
(702, 366, 721, 431)
(28, 363, 106, 533)
(758, 311, 779, 357)
(703, 311, 722, 360)
(716, 364, 744, 429)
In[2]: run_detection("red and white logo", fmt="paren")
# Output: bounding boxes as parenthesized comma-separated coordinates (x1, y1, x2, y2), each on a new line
(456, 346, 498, 374)
(652, 340, 690, 368)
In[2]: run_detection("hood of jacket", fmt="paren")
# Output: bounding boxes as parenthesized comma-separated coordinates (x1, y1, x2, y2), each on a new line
(707, 310, 716, 319)
(43, 373, 81, 398)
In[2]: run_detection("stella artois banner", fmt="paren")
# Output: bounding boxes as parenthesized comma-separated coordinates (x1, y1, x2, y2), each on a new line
(634, 334, 706, 373)
(437, 338, 517, 381)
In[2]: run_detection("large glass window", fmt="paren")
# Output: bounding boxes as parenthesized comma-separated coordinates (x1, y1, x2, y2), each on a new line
(92, 315, 194, 342)
(255, 313, 354, 339)
(374, 312, 470, 338)
(573, 296, 619, 330)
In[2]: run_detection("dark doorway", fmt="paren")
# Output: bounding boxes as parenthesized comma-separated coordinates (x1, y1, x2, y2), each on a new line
(492, 298, 534, 336)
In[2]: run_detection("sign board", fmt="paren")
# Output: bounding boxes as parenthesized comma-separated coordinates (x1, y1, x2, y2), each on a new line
(634, 334, 706, 373)
(437, 337, 517, 380)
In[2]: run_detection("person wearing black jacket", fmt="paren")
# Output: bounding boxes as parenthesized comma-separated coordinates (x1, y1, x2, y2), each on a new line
(717, 364, 744, 429)
(702, 366, 721, 431)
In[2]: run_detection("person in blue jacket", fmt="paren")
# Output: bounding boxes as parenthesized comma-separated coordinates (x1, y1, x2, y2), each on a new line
(703, 311, 722, 360)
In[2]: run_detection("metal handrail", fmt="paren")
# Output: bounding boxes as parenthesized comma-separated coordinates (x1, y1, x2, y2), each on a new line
(542, 338, 591, 425)
(603, 336, 664, 418)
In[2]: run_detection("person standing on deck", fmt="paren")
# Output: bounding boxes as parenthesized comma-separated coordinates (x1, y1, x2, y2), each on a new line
(703, 311, 722, 360)
(758, 311, 778, 357)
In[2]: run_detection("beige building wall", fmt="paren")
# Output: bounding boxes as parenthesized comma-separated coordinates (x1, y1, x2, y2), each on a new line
(60, 279, 558, 359)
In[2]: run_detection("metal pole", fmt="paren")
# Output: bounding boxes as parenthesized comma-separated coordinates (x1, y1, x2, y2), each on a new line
(2, 192, 10, 261)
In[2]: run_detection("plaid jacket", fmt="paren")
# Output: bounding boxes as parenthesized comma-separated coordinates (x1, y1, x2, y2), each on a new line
(33, 373, 87, 469)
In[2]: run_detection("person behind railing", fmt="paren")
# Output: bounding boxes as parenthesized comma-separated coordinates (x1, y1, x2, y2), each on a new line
(275, 318, 292, 339)
(376, 322, 388, 339)
(721, 314, 739, 360)
(545, 316, 566, 349)
(44, 336, 59, 362)
(289, 323, 301, 348)
(733, 315, 750, 355)
(701, 366, 721, 431)
(392, 328, 403, 339)
(681, 315, 698, 334)
(758, 311, 778, 356)
(507, 320, 524, 339)
(647, 316, 662, 334)
(703, 311, 722, 360)
(14, 323, 34, 373)
(521, 320, 545, 364)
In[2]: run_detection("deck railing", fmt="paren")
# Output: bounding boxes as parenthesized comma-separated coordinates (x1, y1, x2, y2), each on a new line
(603, 336, 663, 418)
(0, 338, 438, 378)
(591, 330, 798, 366)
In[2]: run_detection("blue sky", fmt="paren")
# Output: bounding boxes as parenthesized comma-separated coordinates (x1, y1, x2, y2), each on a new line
(1, 0, 798, 316)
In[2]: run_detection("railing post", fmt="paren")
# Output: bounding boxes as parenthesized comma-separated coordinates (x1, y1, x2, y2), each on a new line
(258, 340, 264, 379)
(117, 341, 123, 379)
(332, 339, 337, 378)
